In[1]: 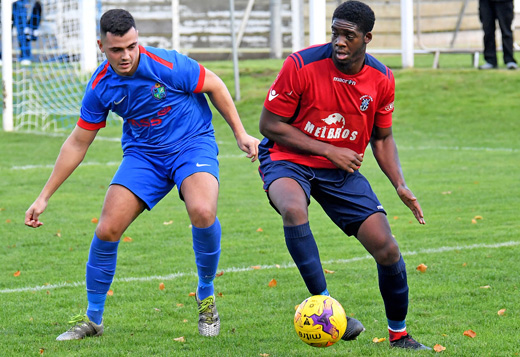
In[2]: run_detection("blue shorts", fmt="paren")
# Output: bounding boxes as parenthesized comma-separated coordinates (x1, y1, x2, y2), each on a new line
(111, 137, 219, 210)
(259, 160, 386, 236)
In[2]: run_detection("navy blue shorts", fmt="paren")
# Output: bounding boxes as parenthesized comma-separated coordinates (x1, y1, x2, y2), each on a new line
(111, 137, 219, 210)
(259, 160, 386, 236)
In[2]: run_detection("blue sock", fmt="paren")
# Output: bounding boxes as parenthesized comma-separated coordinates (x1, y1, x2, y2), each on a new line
(86, 234, 119, 325)
(388, 319, 406, 331)
(284, 222, 327, 295)
(192, 218, 221, 301)
(377, 255, 409, 322)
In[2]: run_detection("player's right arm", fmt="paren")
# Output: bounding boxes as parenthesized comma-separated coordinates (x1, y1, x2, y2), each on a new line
(25, 126, 99, 228)
(259, 107, 363, 172)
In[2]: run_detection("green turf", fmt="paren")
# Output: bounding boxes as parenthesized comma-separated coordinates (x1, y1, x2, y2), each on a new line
(1, 57, 519, 356)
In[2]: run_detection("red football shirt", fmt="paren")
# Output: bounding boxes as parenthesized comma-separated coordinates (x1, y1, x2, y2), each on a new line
(263, 43, 395, 169)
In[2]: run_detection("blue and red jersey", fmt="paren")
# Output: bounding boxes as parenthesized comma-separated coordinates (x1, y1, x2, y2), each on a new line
(79, 45, 213, 155)
(261, 43, 395, 169)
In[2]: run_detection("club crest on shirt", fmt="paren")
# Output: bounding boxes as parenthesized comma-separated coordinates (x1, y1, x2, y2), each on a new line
(151, 82, 166, 100)
(359, 95, 373, 112)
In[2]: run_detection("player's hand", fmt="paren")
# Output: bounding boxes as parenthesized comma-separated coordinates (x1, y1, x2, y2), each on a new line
(326, 147, 364, 173)
(236, 133, 260, 162)
(25, 198, 47, 228)
(397, 186, 425, 224)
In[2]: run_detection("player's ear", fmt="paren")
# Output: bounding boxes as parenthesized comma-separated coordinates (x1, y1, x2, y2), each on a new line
(97, 39, 104, 53)
(364, 32, 372, 45)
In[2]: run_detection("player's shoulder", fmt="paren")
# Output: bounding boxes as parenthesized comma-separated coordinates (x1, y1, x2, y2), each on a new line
(87, 60, 111, 92)
(287, 43, 333, 70)
(139, 45, 177, 69)
(364, 53, 393, 81)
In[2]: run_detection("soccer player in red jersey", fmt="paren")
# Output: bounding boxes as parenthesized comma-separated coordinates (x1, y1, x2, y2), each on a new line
(258, 1, 430, 350)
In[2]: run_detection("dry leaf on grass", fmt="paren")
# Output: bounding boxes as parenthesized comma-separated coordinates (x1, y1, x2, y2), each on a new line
(497, 309, 506, 316)
(123, 236, 133, 242)
(416, 263, 428, 273)
(163, 220, 173, 225)
(268, 279, 277, 288)
(188, 292, 196, 297)
(251, 265, 261, 270)
(216, 271, 224, 277)
(256, 227, 263, 232)
(173, 336, 185, 342)
(159, 282, 165, 290)
(91, 217, 98, 223)
(372, 337, 386, 343)
(13, 270, 21, 277)
(463, 330, 476, 338)
(107, 290, 114, 296)
(434, 344, 446, 352)
(324, 269, 335, 274)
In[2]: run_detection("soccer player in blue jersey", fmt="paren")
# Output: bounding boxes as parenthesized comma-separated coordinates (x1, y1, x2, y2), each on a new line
(25, 9, 259, 340)
(257, 1, 430, 350)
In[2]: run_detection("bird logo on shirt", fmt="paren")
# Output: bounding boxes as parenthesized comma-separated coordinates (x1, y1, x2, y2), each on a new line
(151, 83, 167, 100)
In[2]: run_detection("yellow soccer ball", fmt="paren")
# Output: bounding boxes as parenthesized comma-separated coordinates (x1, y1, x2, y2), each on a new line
(294, 295, 347, 347)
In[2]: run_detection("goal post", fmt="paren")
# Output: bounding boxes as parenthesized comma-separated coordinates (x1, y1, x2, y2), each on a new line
(2, 0, 102, 132)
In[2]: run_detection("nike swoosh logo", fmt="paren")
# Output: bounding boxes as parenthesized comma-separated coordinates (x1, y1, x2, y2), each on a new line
(268, 89, 279, 101)
(286, 91, 293, 96)
(196, 163, 211, 167)
(113, 95, 127, 105)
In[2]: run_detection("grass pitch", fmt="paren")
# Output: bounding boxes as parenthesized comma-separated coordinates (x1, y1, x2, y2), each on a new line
(1, 55, 519, 356)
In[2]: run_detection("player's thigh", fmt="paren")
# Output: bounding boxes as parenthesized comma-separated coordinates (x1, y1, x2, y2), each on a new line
(96, 184, 146, 241)
(356, 212, 400, 265)
(268, 177, 309, 225)
(180, 172, 219, 227)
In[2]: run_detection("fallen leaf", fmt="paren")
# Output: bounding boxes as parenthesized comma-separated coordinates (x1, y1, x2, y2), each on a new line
(159, 282, 165, 290)
(123, 236, 133, 242)
(441, 191, 452, 195)
(91, 217, 99, 223)
(256, 227, 263, 232)
(463, 330, 476, 338)
(372, 337, 386, 343)
(259, 354, 270, 357)
(183, 319, 188, 323)
(462, 262, 467, 267)
(479, 285, 490, 289)
(497, 308, 506, 316)
(5, 219, 12, 223)
(324, 269, 335, 274)
(434, 344, 446, 352)
(217, 292, 223, 297)
(471, 218, 477, 224)
(268, 279, 277, 288)
(107, 290, 114, 296)
(163, 220, 173, 225)
(393, 216, 399, 220)
(0, 207, 4, 211)
(251, 265, 261, 270)
(154, 308, 161, 312)
(474, 215, 483, 220)
(188, 292, 196, 297)
(173, 336, 185, 342)
(176, 303, 184, 307)
(39, 348, 44, 355)
(275, 264, 280, 268)
(416, 263, 428, 273)
(13, 270, 20, 277)
(216, 271, 224, 277)
(55, 230, 62, 237)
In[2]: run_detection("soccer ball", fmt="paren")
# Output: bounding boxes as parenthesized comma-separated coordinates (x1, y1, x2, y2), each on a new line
(294, 295, 347, 347)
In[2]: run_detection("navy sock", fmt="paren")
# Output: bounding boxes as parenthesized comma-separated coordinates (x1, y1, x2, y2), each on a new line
(86, 234, 119, 325)
(284, 222, 327, 295)
(192, 218, 221, 301)
(377, 255, 409, 322)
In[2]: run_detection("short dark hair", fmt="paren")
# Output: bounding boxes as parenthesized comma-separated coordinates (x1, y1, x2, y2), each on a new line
(332, 1, 375, 34)
(100, 9, 136, 37)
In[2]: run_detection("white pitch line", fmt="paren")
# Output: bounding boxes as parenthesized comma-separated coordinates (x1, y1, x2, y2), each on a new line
(1, 241, 518, 295)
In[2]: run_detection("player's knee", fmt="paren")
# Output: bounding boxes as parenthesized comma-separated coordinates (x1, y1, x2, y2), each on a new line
(278, 202, 308, 226)
(188, 205, 216, 228)
(95, 223, 123, 242)
(373, 240, 401, 265)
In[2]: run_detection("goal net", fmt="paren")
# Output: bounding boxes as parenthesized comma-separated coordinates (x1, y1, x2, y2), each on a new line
(1, 0, 119, 132)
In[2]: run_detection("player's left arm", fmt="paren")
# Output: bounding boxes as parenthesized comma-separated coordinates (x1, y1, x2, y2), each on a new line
(200, 69, 259, 162)
(370, 126, 425, 224)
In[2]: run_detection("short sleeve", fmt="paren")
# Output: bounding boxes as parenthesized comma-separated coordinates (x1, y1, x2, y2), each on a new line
(78, 87, 109, 130)
(263, 55, 303, 118)
(374, 69, 395, 128)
